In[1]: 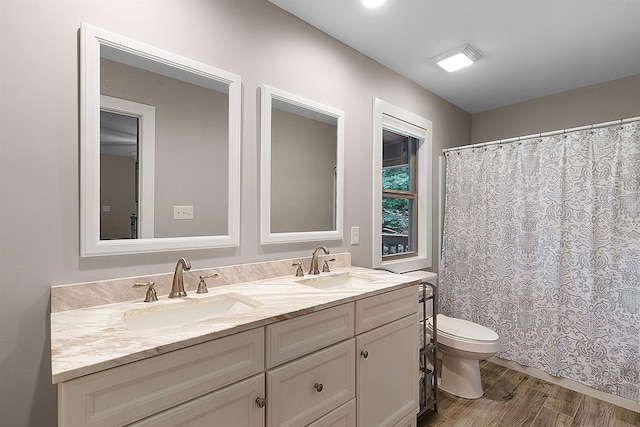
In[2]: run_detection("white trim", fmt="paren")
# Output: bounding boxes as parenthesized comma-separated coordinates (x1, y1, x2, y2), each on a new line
(260, 84, 344, 244)
(380, 114, 428, 139)
(372, 98, 433, 272)
(80, 22, 241, 256)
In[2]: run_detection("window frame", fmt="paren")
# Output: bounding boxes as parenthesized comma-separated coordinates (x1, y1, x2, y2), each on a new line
(372, 98, 433, 272)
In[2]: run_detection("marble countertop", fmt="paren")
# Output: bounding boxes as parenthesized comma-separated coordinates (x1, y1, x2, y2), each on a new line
(51, 266, 426, 383)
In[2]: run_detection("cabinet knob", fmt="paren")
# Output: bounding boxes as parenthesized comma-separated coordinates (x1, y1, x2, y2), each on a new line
(361, 350, 369, 359)
(255, 397, 266, 408)
(314, 383, 324, 393)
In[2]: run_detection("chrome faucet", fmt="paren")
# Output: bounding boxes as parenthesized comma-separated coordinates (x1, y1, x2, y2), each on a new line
(309, 246, 330, 275)
(169, 257, 191, 298)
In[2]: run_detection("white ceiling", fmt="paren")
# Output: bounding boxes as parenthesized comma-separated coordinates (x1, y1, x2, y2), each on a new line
(268, 0, 640, 113)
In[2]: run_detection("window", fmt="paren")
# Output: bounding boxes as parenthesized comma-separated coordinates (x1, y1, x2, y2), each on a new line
(372, 99, 432, 272)
(382, 131, 417, 260)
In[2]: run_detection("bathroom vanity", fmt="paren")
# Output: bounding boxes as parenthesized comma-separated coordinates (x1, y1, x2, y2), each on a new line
(51, 255, 420, 426)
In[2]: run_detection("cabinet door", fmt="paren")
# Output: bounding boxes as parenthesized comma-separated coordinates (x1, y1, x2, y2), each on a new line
(356, 314, 419, 427)
(129, 374, 265, 427)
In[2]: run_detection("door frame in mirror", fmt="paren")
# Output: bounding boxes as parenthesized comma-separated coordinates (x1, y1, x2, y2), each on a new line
(100, 95, 156, 239)
(80, 22, 241, 256)
(260, 85, 344, 244)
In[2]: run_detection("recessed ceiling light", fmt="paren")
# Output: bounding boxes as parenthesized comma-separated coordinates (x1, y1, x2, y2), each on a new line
(362, 0, 386, 8)
(434, 44, 482, 72)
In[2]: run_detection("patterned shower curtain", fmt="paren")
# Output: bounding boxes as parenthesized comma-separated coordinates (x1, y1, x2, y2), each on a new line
(439, 121, 640, 403)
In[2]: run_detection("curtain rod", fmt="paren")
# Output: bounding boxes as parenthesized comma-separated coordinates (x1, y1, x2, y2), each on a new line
(442, 116, 640, 154)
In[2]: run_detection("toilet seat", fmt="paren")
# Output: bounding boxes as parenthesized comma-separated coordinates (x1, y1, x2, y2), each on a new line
(427, 314, 499, 354)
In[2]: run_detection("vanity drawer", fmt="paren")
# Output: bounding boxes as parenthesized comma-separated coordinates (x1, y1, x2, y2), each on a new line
(267, 339, 355, 427)
(393, 411, 417, 427)
(356, 285, 417, 334)
(266, 303, 354, 368)
(306, 399, 356, 427)
(58, 327, 264, 427)
(128, 373, 265, 427)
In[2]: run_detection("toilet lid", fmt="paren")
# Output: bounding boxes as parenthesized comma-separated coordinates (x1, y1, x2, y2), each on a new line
(428, 314, 499, 342)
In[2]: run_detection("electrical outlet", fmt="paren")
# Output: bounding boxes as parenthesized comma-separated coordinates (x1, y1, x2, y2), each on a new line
(350, 226, 360, 245)
(173, 205, 194, 220)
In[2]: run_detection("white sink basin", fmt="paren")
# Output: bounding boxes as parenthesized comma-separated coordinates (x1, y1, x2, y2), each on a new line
(296, 272, 379, 290)
(122, 293, 261, 332)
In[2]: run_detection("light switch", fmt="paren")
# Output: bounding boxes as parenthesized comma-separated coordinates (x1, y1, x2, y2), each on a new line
(173, 205, 194, 220)
(350, 226, 360, 245)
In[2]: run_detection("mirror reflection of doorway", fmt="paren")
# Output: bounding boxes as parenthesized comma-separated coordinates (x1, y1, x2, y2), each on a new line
(100, 110, 139, 239)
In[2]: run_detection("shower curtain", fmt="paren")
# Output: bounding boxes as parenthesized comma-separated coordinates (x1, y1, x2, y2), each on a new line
(439, 121, 640, 403)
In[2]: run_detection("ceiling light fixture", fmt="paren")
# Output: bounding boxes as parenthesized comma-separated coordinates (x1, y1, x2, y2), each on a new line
(434, 44, 482, 72)
(362, 0, 386, 8)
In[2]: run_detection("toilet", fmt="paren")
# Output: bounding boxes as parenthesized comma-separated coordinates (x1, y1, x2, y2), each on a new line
(426, 314, 500, 399)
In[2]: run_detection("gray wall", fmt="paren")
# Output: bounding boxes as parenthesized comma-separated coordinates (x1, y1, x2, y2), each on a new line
(271, 108, 336, 233)
(0, 0, 469, 424)
(472, 74, 640, 143)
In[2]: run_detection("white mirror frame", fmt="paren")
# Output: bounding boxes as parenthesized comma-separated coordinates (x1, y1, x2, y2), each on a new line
(260, 85, 344, 244)
(80, 22, 241, 256)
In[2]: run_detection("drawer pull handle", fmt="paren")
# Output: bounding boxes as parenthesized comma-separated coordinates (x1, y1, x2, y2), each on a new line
(314, 383, 324, 393)
(255, 397, 266, 408)
(361, 350, 369, 359)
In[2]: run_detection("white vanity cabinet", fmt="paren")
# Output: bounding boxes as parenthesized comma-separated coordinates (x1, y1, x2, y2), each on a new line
(57, 284, 418, 427)
(355, 286, 419, 427)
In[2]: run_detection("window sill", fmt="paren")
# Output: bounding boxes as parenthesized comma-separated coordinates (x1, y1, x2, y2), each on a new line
(379, 255, 431, 274)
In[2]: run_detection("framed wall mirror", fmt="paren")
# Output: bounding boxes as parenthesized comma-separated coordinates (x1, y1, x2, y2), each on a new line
(80, 23, 241, 256)
(260, 85, 344, 244)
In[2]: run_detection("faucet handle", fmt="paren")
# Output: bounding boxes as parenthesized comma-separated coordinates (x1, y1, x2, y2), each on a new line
(197, 273, 218, 294)
(133, 281, 157, 302)
(322, 258, 336, 273)
(292, 262, 304, 277)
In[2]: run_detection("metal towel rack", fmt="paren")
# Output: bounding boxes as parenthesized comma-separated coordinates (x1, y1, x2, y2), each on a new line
(418, 280, 438, 419)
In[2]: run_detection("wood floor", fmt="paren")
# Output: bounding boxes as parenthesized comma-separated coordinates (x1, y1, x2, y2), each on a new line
(418, 361, 640, 427)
